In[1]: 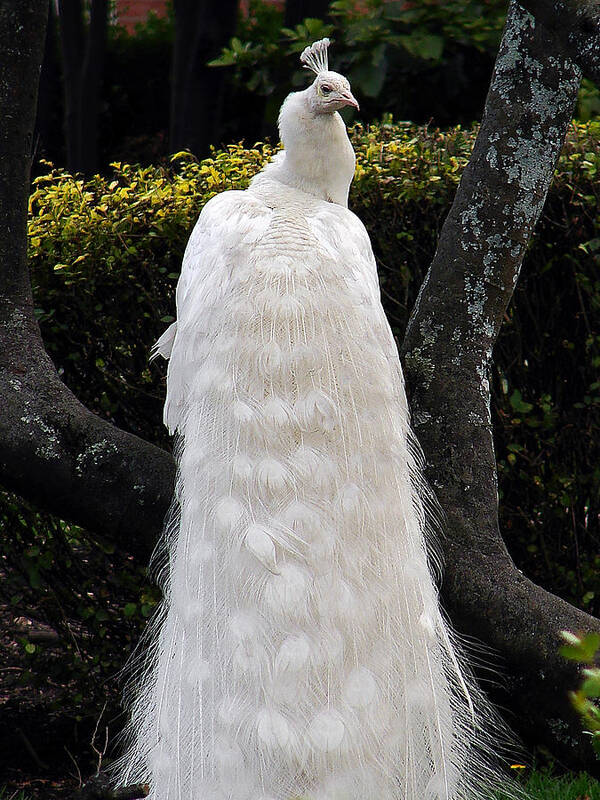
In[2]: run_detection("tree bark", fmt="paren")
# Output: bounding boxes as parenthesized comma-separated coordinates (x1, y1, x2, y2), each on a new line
(80, 0, 108, 175)
(284, 0, 330, 29)
(0, 0, 175, 561)
(518, 0, 600, 83)
(57, 0, 108, 174)
(169, 0, 238, 157)
(401, 1, 600, 768)
(57, 0, 84, 170)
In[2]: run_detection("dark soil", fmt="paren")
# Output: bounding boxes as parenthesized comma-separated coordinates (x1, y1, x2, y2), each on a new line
(0, 604, 121, 799)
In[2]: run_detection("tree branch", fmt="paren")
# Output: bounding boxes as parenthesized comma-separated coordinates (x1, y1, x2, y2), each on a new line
(401, 1, 600, 768)
(0, 324, 175, 561)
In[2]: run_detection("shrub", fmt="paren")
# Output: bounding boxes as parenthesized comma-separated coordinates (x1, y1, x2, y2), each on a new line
(560, 632, 600, 758)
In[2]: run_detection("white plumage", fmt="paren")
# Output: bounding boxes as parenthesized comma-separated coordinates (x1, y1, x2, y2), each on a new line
(115, 40, 519, 800)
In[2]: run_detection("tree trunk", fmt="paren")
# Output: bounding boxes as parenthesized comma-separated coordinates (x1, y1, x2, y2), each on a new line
(36, 1, 61, 164)
(401, 1, 600, 769)
(284, 0, 330, 28)
(57, 0, 84, 170)
(80, 0, 108, 175)
(169, 0, 238, 157)
(57, 0, 108, 174)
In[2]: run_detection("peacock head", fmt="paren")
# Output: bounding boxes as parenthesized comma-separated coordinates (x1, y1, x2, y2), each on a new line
(300, 38, 359, 115)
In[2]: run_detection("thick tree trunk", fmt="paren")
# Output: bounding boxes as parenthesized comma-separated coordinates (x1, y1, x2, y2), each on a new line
(36, 1, 61, 164)
(401, 1, 600, 769)
(284, 0, 330, 28)
(169, 0, 238, 157)
(57, 0, 84, 170)
(57, 0, 108, 174)
(0, 0, 48, 302)
(518, 0, 600, 83)
(80, 0, 108, 175)
(0, 0, 174, 561)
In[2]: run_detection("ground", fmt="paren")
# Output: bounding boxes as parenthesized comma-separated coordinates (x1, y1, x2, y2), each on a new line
(0, 601, 111, 799)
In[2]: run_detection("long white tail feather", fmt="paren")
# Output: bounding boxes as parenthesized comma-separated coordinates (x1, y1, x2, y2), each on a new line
(113, 170, 525, 799)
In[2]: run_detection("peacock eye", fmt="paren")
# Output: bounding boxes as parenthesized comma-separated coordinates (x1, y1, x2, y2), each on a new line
(321, 85, 332, 95)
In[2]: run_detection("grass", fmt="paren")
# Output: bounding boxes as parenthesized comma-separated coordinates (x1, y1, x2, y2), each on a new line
(496, 765, 600, 799)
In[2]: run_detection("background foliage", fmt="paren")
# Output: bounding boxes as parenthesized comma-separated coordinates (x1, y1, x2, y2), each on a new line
(37, 0, 600, 172)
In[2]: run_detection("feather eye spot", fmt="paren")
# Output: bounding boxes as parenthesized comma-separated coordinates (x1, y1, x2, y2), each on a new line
(189, 539, 214, 565)
(214, 737, 244, 773)
(262, 397, 296, 429)
(277, 293, 305, 320)
(233, 642, 267, 676)
(244, 523, 278, 572)
(192, 366, 232, 396)
(343, 666, 377, 708)
(405, 679, 435, 711)
(258, 340, 283, 377)
(177, 598, 203, 630)
(232, 453, 254, 482)
(281, 500, 321, 534)
(256, 708, 291, 750)
(229, 609, 260, 641)
(186, 658, 211, 687)
(265, 564, 309, 613)
(275, 634, 311, 673)
(295, 389, 337, 432)
(308, 710, 346, 752)
(255, 457, 292, 495)
(232, 400, 255, 425)
(338, 482, 363, 515)
(214, 496, 245, 530)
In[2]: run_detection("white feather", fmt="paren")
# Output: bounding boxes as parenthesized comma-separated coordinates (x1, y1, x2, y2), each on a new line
(243, 523, 278, 573)
(308, 710, 347, 752)
(296, 389, 337, 432)
(275, 634, 312, 673)
(214, 496, 245, 530)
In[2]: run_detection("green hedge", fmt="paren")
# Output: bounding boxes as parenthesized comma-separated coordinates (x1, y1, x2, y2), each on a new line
(4, 120, 599, 717)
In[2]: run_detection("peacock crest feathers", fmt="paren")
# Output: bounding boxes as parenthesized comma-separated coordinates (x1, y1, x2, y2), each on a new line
(300, 37, 330, 75)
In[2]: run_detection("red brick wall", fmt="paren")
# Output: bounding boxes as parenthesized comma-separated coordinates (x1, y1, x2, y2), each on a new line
(115, 0, 168, 32)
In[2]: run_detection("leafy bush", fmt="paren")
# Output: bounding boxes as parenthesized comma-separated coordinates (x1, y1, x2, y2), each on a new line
(560, 632, 600, 758)
(3, 119, 599, 726)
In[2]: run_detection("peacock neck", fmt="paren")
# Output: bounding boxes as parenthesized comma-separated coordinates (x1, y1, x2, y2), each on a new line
(264, 90, 356, 208)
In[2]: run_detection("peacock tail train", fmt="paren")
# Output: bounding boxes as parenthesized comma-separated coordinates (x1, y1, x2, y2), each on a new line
(112, 175, 521, 800)
(112, 38, 524, 800)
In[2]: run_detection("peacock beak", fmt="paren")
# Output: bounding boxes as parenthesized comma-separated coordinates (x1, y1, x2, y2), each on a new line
(339, 91, 360, 111)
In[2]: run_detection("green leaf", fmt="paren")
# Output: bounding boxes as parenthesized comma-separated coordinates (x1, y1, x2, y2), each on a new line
(581, 670, 600, 698)
(509, 389, 534, 414)
(124, 602, 137, 617)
